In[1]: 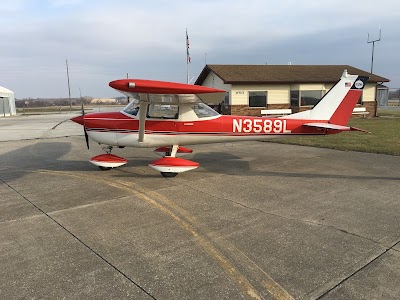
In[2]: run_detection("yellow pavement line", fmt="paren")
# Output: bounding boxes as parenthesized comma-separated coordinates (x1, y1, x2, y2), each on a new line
(32, 169, 292, 299)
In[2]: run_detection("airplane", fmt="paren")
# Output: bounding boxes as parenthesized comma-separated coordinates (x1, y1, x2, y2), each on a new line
(71, 69, 369, 177)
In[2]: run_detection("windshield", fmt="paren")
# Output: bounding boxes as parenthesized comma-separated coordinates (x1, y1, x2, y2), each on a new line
(123, 100, 140, 115)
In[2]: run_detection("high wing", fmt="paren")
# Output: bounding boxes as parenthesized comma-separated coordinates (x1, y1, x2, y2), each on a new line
(302, 123, 370, 133)
(109, 79, 226, 104)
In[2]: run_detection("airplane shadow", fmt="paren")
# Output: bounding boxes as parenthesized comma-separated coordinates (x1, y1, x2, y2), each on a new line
(192, 151, 400, 181)
(0, 142, 160, 182)
(1, 142, 398, 182)
(249, 170, 400, 181)
(192, 152, 251, 174)
(1, 142, 80, 181)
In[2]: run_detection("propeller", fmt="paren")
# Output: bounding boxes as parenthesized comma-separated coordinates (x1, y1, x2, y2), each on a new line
(81, 102, 89, 149)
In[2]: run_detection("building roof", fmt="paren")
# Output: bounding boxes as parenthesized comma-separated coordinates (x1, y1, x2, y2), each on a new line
(195, 65, 390, 85)
(0, 86, 14, 98)
(0, 86, 14, 94)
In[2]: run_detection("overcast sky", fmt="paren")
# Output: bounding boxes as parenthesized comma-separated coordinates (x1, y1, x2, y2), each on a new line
(1, 0, 399, 98)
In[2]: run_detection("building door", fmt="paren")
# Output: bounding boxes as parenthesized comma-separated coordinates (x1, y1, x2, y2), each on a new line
(377, 87, 389, 106)
(0, 97, 11, 117)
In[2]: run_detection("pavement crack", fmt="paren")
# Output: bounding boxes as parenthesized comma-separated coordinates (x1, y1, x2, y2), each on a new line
(184, 182, 384, 247)
(313, 238, 400, 299)
(0, 134, 82, 143)
(51, 118, 71, 129)
(0, 177, 157, 300)
(296, 220, 383, 245)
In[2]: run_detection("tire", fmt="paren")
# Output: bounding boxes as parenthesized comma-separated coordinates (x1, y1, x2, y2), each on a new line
(99, 166, 112, 171)
(161, 172, 178, 178)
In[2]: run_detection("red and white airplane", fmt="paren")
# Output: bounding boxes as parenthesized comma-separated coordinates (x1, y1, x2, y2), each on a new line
(71, 69, 368, 177)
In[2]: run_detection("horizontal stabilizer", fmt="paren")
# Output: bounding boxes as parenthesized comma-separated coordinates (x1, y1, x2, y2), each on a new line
(303, 123, 370, 133)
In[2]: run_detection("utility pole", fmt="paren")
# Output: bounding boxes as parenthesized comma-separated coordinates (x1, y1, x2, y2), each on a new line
(367, 27, 381, 74)
(66, 59, 72, 109)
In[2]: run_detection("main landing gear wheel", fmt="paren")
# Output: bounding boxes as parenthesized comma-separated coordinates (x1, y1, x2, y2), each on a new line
(161, 172, 178, 178)
(160, 172, 178, 178)
(149, 149, 199, 178)
(99, 166, 112, 171)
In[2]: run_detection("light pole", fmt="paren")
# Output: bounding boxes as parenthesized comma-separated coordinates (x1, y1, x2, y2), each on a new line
(66, 59, 72, 110)
(367, 27, 381, 74)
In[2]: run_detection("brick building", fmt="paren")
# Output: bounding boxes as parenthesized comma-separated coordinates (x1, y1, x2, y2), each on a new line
(195, 65, 389, 117)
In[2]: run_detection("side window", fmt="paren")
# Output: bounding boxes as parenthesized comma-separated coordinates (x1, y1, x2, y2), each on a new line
(147, 104, 179, 119)
(192, 103, 219, 118)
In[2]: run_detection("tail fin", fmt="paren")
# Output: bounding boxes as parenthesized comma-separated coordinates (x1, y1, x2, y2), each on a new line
(285, 70, 369, 125)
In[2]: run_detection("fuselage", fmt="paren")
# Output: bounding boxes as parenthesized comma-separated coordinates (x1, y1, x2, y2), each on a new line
(77, 111, 329, 148)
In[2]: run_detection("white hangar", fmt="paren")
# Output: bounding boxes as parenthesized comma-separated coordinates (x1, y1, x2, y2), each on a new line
(0, 86, 16, 117)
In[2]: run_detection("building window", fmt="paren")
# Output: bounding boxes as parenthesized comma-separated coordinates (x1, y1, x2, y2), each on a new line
(223, 92, 230, 105)
(249, 91, 267, 107)
(290, 90, 299, 107)
(357, 92, 363, 105)
(300, 90, 323, 106)
(290, 90, 326, 107)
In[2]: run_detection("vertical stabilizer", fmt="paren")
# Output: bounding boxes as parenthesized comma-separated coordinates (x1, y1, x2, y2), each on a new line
(285, 70, 369, 125)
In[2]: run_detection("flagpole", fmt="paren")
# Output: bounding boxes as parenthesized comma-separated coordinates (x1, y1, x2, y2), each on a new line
(186, 60, 189, 84)
(186, 28, 190, 84)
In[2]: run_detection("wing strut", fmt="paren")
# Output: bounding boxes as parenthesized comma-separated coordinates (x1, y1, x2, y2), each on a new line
(138, 94, 148, 143)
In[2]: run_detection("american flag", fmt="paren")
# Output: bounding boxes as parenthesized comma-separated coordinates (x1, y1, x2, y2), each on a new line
(345, 82, 351, 87)
(186, 29, 191, 64)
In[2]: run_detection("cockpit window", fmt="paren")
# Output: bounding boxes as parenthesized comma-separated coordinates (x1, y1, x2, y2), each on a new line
(123, 99, 218, 119)
(192, 103, 219, 118)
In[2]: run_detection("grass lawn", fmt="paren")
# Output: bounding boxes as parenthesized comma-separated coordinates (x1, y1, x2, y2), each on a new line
(377, 109, 400, 118)
(268, 117, 400, 156)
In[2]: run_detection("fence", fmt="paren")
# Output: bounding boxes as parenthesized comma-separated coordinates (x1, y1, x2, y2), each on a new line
(387, 88, 400, 106)
(16, 105, 126, 115)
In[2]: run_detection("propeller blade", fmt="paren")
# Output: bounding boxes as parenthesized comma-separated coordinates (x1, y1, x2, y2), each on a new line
(81, 99, 89, 149)
(84, 126, 89, 149)
(81, 102, 85, 116)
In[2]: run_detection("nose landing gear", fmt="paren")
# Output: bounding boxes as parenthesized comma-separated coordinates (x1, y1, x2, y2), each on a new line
(89, 146, 128, 170)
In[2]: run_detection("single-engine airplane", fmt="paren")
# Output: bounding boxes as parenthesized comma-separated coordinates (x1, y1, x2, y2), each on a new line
(71, 69, 369, 177)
